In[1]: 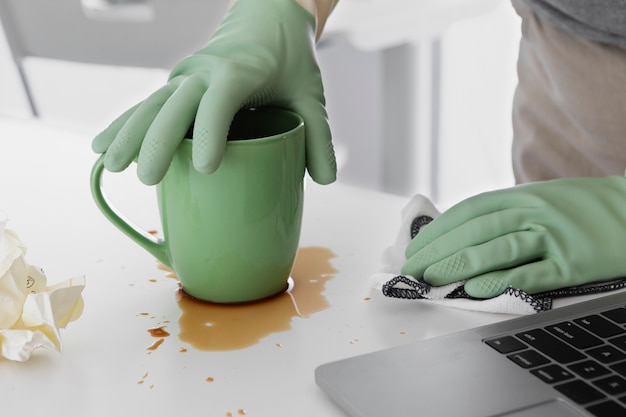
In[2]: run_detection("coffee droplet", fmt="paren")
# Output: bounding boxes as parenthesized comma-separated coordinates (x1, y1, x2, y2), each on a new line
(148, 326, 170, 337)
(147, 338, 164, 351)
(137, 372, 149, 384)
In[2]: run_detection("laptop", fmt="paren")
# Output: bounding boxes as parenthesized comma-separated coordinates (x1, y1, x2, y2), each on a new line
(315, 290, 626, 417)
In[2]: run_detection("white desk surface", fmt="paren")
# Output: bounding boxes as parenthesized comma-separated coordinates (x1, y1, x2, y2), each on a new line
(0, 116, 514, 416)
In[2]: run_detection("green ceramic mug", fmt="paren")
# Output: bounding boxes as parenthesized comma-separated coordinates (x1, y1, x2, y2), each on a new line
(91, 108, 305, 303)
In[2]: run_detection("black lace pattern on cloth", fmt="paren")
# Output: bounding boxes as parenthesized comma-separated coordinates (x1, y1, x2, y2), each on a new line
(410, 215, 434, 239)
(382, 275, 553, 313)
(382, 214, 626, 313)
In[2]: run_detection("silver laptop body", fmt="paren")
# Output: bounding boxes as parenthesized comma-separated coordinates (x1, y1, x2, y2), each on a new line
(316, 291, 626, 417)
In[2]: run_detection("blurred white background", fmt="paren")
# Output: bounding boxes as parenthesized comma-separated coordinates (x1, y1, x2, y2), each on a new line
(317, 1, 520, 208)
(0, 0, 520, 210)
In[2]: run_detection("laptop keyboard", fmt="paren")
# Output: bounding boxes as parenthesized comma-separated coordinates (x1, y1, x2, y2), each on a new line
(485, 306, 626, 417)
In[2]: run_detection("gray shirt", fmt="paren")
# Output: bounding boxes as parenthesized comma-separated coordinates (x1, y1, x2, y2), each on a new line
(520, 0, 626, 47)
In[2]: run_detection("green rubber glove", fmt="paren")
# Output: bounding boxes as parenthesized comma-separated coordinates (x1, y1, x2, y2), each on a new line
(92, 0, 336, 186)
(401, 176, 626, 298)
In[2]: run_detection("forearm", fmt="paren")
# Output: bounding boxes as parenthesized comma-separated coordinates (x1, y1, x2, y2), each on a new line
(228, 0, 339, 41)
(296, 0, 339, 40)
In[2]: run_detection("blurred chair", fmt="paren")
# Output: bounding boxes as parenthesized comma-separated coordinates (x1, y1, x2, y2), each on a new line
(0, 0, 229, 116)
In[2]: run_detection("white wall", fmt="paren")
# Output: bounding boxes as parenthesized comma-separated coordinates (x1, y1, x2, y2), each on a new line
(317, 1, 521, 209)
(317, 36, 384, 193)
(437, 1, 520, 208)
(0, 15, 167, 131)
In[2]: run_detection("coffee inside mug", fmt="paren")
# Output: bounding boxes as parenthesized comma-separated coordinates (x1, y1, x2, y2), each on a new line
(185, 107, 303, 142)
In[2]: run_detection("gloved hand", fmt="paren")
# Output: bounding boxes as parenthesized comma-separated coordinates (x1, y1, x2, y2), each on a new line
(92, 0, 336, 186)
(401, 176, 626, 298)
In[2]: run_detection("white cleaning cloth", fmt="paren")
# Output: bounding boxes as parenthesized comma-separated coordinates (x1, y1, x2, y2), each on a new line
(371, 195, 626, 315)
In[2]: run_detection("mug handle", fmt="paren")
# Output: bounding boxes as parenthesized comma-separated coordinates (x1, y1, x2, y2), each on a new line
(90, 155, 171, 267)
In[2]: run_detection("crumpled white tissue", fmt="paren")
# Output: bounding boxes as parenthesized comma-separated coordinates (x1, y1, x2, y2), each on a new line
(0, 212, 85, 361)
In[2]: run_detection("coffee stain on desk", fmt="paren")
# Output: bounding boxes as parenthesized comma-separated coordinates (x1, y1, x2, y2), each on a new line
(160, 246, 337, 351)
(147, 326, 170, 338)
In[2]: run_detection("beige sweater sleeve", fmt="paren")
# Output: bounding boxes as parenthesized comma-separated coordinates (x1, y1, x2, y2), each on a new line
(295, 0, 340, 40)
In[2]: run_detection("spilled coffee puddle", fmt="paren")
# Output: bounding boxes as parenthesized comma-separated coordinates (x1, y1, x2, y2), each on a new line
(158, 246, 336, 351)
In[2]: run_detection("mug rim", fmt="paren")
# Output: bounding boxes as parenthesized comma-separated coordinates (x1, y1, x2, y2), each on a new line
(183, 107, 304, 146)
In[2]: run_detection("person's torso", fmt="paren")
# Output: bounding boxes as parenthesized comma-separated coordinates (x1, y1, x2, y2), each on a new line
(519, 0, 626, 47)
